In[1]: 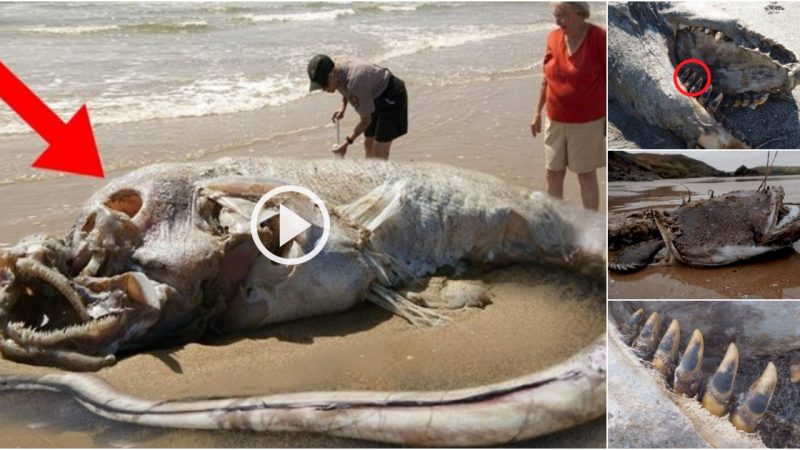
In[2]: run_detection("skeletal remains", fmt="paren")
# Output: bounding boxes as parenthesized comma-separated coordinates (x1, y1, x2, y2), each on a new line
(609, 185, 800, 271)
(609, 302, 800, 448)
(0, 158, 605, 445)
(609, 2, 800, 148)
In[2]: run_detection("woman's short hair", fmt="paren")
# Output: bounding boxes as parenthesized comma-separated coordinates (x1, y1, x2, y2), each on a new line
(552, 2, 591, 19)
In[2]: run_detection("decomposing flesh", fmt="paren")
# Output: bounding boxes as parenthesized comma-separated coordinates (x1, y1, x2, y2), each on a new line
(609, 302, 800, 448)
(609, 2, 800, 148)
(609, 185, 800, 271)
(0, 157, 606, 445)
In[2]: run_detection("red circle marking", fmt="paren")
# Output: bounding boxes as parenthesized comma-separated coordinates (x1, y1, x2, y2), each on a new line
(673, 59, 712, 97)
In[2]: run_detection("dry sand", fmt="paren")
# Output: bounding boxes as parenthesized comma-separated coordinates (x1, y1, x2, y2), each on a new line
(0, 74, 606, 446)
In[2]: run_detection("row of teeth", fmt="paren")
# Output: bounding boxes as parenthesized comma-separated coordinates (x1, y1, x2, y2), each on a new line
(678, 24, 732, 42)
(6, 314, 118, 347)
(677, 67, 770, 111)
(678, 23, 786, 61)
(619, 308, 779, 434)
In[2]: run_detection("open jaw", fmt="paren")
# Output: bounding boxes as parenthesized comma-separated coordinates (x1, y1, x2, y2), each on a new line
(665, 15, 800, 148)
(0, 246, 161, 371)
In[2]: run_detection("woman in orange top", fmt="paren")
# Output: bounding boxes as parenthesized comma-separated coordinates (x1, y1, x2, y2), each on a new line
(530, 2, 606, 210)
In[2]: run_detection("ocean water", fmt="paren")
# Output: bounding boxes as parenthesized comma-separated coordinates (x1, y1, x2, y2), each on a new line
(0, 2, 606, 136)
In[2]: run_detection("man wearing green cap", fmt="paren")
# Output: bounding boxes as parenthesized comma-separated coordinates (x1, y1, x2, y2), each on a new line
(308, 54, 407, 159)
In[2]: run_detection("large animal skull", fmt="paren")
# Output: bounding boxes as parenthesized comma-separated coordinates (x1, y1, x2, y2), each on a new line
(0, 166, 325, 371)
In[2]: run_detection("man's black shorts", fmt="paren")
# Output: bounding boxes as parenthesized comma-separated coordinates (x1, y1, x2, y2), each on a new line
(365, 75, 408, 143)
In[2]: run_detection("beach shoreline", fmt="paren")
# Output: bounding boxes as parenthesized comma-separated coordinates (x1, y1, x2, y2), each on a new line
(0, 51, 607, 450)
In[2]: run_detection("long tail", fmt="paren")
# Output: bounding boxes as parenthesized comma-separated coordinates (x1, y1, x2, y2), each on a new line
(0, 336, 605, 447)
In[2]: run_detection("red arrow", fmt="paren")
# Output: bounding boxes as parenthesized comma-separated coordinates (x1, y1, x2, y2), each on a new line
(0, 61, 104, 178)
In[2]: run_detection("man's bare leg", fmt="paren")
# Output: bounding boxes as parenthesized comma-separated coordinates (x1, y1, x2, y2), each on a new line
(364, 137, 375, 158)
(370, 140, 392, 159)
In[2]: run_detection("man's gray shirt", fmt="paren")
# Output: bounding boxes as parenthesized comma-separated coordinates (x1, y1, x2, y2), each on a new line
(335, 57, 390, 118)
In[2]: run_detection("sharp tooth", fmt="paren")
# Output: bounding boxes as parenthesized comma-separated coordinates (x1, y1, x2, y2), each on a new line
(740, 93, 751, 107)
(678, 66, 692, 82)
(620, 308, 646, 345)
(752, 92, 769, 107)
(715, 31, 724, 41)
(698, 86, 713, 105)
(632, 312, 660, 360)
(652, 319, 680, 377)
(730, 362, 777, 433)
(704, 27, 713, 34)
(690, 77, 705, 93)
(701, 343, 739, 417)
(686, 71, 699, 85)
(707, 92, 724, 113)
(674, 329, 704, 397)
(790, 356, 800, 383)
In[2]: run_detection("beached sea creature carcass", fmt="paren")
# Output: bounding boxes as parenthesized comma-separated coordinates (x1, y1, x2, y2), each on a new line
(609, 301, 800, 448)
(609, 2, 800, 148)
(0, 158, 605, 446)
(609, 185, 800, 271)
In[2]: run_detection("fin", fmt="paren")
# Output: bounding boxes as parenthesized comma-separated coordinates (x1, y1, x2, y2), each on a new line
(338, 181, 407, 232)
(701, 343, 739, 417)
(674, 329, 704, 397)
(652, 319, 680, 378)
(632, 312, 660, 360)
(730, 362, 777, 433)
(609, 239, 664, 272)
(366, 284, 450, 326)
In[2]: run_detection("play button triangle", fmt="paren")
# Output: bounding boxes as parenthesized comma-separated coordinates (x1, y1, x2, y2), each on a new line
(279, 203, 312, 247)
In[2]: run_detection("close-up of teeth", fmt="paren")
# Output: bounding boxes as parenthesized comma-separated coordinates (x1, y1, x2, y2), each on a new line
(609, 302, 800, 448)
(620, 307, 777, 432)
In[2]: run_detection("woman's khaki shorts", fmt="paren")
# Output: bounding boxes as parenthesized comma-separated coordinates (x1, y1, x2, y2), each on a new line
(543, 116, 606, 174)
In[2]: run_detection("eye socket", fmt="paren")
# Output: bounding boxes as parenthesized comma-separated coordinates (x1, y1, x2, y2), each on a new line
(104, 189, 143, 218)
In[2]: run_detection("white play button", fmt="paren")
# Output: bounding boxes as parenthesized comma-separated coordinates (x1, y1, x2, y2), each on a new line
(250, 185, 331, 266)
(278, 203, 311, 247)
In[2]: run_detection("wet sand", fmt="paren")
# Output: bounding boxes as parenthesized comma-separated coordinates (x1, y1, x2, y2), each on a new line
(609, 176, 800, 299)
(0, 75, 605, 245)
(0, 74, 607, 446)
